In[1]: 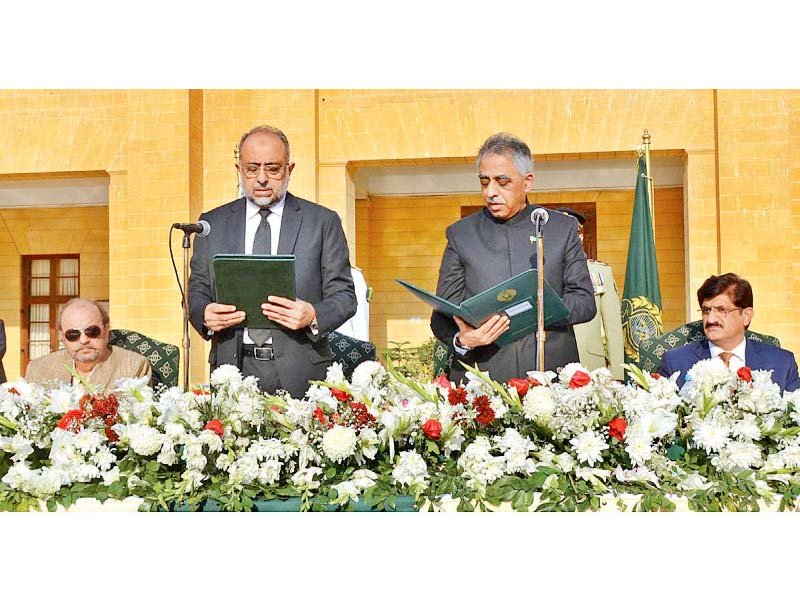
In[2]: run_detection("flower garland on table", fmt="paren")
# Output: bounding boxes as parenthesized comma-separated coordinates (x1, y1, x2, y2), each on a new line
(2, 357, 800, 512)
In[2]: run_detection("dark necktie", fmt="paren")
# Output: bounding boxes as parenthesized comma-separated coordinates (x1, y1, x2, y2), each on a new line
(249, 208, 272, 346)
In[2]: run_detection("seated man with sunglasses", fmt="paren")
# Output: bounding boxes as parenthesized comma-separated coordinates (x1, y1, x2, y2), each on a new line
(658, 273, 800, 392)
(25, 298, 151, 392)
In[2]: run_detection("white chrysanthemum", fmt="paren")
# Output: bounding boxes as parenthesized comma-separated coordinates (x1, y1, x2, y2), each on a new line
(731, 414, 762, 441)
(558, 363, 591, 387)
(523, 386, 554, 422)
(291, 466, 323, 490)
(228, 454, 259, 485)
(321, 425, 358, 463)
(209, 364, 243, 387)
(74, 429, 104, 455)
(692, 417, 731, 453)
(392, 450, 429, 489)
(92, 447, 115, 471)
(325, 363, 347, 385)
(73, 462, 101, 482)
(570, 430, 609, 466)
(555, 452, 575, 473)
(249, 438, 286, 461)
(118, 424, 165, 456)
(624, 427, 653, 466)
(199, 429, 223, 452)
(713, 441, 763, 472)
(164, 422, 186, 440)
(351, 361, 385, 388)
(257, 459, 282, 485)
(685, 358, 732, 388)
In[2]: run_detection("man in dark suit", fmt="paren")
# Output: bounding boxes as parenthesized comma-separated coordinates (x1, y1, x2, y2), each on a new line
(658, 273, 800, 392)
(430, 132, 596, 382)
(0, 318, 7, 384)
(188, 125, 355, 398)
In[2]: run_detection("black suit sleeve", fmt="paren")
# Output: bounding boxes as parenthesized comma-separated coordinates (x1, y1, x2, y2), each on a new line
(188, 212, 214, 341)
(430, 227, 464, 346)
(560, 223, 597, 326)
(311, 212, 357, 335)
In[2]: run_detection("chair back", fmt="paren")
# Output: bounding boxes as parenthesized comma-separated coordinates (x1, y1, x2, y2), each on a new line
(636, 320, 780, 373)
(109, 329, 180, 390)
(327, 331, 377, 378)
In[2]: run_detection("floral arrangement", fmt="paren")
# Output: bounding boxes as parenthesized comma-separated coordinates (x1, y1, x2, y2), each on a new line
(2, 357, 800, 512)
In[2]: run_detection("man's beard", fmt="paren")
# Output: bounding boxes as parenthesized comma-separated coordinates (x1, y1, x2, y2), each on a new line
(241, 175, 287, 208)
(74, 348, 101, 363)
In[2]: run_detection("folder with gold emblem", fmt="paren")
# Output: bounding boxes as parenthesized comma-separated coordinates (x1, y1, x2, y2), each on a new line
(396, 269, 569, 347)
(213, 254, 296, 329)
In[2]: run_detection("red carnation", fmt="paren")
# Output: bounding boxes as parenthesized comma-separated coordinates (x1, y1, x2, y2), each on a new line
(313, 406, 327, 425)
(651, 372, 662, 379)
(737, 366, 753, 383)
(608, 417, 628, 441)
(91, 395, 118, 419)
(105, 426, 119, 443)
(422, 419, 443, 440)
(507, 377, 529, 397)
(348, 401, 375, 427)
(569, 370, 592, 389)
(331, 388, 352, 402)
(472, 395, 495, 425)
(448, 387, 468, 406)
(203, 419, 224, 438)
(57, 409, 85, 431)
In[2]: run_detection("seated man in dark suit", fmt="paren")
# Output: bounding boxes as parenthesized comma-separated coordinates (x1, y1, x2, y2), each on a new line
(658, 273, 800, 392)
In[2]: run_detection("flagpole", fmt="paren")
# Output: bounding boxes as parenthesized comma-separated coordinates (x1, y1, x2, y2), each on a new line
(642, 129, 655, 237)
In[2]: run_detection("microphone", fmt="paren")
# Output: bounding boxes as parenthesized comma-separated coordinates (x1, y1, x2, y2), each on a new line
(172, 221, 211, 237)
(531, 208, 549, 233)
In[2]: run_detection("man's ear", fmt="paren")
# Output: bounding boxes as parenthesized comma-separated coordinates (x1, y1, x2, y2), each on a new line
(742, 307, 754, 328)
(523, 172, 535, 193)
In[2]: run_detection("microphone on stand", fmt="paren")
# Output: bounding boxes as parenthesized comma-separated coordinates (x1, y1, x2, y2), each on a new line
(172, 221, 211, 237)
(531, 208, 549, 235)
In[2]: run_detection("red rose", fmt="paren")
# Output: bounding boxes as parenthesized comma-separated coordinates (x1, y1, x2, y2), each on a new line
(737, 366, 753, 383)
(422, 419, 443, 440)
(313, 406, 327, 425)
(448, 387, 468, 406)
(433, 374, 452, 389)
(608, 417, 628, 441)
(569, 370, 592, 389)
(57, 409, 84, 431)
(507, 378, 529, 397)
(203, 419, 224, 438)
(331, 388, 352, 402)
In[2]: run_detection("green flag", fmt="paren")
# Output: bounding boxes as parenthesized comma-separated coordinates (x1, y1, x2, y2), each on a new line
(621, 155, 663, 365)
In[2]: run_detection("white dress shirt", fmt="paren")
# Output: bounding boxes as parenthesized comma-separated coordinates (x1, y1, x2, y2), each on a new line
(243, 196, 284, 344)
(709, 338, 746, 373)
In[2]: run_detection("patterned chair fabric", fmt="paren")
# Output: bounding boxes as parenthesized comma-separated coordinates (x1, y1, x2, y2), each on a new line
(433, 339, 455, 378)
(327, 331, 377, 379)
(636, 320, 781, 373)
(109, 329, 180, 390)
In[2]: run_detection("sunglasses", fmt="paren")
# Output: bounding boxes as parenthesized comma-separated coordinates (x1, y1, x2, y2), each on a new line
(63, 325, 103, 342)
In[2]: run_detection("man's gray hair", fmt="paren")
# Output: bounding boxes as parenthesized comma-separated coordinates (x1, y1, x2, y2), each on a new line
(238, 125, 291, 162)
(56, 298, 110, 331)
(476, 132, 534, 177)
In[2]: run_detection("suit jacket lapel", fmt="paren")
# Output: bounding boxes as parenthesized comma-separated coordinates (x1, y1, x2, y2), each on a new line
(277, 193, 302, 255)
(694, 340, 711, 362)
(745, 339, 764, 369)
(227, 198, 247, 254)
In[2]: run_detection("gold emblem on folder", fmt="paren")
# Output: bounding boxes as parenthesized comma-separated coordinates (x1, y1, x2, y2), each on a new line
(497, 288, 518, 302)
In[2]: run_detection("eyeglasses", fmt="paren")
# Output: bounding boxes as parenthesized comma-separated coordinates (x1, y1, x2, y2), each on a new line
(63, 325, 103, 342)
(241, 163, 286, 180)
(699, 305, 742, 318)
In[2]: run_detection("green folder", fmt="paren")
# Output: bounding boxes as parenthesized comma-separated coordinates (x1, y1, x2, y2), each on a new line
(396, 269, 569, 347)
(213, 254, 296, 329)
